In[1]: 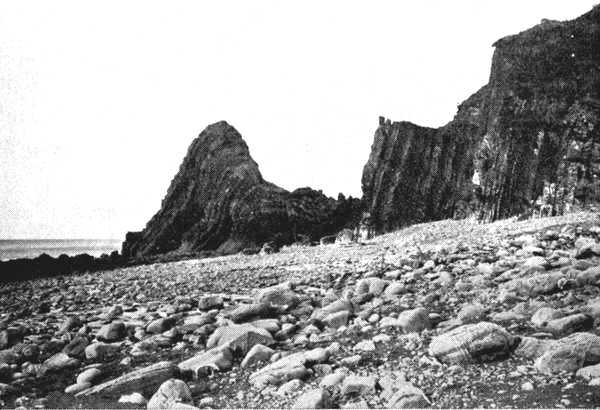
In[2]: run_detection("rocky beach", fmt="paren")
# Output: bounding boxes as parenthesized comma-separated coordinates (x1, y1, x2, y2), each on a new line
(1, 2, 599, 409)
(3, 211, 600, 407)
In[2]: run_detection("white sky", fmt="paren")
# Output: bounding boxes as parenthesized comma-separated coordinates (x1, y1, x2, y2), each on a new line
(0, 1, 597, 239)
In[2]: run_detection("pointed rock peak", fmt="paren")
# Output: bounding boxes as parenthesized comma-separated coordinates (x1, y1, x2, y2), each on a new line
(123, 122, 362, 258)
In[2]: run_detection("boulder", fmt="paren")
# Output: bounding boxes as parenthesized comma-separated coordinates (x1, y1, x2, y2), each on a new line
(77, 368, 103, 385)
(177, 346, 233, 379)
(320, 372, 346, 388)
(576, 363, 600, 380)
(38, 352, 80, 376)
(198, 295, 224, 311)
(250, 319, 281, 334)
(429, 322, 516, 364)
(340, 374, 377, 396)
(146, 317, 177, 334)
(514, 337, 556, 360)
(323, 311, 350, 329)
(356, 278, 389, 296)
(62, 336, 89, 357)
(533, 332, 600, 374)
(502, 272, 565, 297)
(531, 307, 563, 328)
(292, 388, 331, 409)
(544, 313, 593, 337)
(250, 348, 329, 387)
(576, 266, 600, 286)
(535, 346, 586, 374)
(396, 308, 431, 333)
(0, 363, 12, 383)
(65, 382, 92, 395)
(0, 328, 24, 350)
(384, 282, 406, 297)
(228, 303, 277, 323)
(58, 316, 83, 333)
(118, 392, 147, 405)
(457, 304, 486, 324)
(96, 322, 126, 342)
(147, 378, 194, 409)
(385, 381, 430, 408)
(255, 283, 300, 308)
(206, 324, 274, 355)
(184, 312, 216, 327)
(85, 342, 121, 361)
(241, 344, 275, 368)
(76, 361, 178, 397)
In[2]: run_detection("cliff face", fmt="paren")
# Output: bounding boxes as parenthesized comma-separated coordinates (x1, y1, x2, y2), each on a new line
(123, 121, 360, 258)
(362, 88, 488, 232)
(363, 6, 600, 232)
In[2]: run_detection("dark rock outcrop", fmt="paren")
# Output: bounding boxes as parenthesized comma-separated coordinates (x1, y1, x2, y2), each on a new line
(123, 121, 361, 258)
(363, 6, 600, 232)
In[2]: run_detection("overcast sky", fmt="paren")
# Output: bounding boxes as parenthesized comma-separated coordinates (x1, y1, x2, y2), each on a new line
(0, 1, 597, 239)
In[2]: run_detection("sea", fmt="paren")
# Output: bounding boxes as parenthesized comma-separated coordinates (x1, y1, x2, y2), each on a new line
(0, 239, 123, 261)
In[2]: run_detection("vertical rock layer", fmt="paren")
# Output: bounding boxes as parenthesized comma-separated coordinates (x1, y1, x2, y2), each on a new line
(123, 121, 360, 258)
(363, 6, 600, 232)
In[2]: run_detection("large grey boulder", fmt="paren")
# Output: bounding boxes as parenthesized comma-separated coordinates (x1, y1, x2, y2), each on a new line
(96, 322, 126, 342)
(255, 283, 300, 308)
(76, 361, 178, 397)
(177, 346, 233, 379)
(147, 378, 194, 409)
(534, 332, 600, 374)
(429, 322, 516, 364)
(228, 303, 278, 323)
(250, 348, 329, 387)
(206, 324, 274, 356)
(292, 388, 331, 409)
